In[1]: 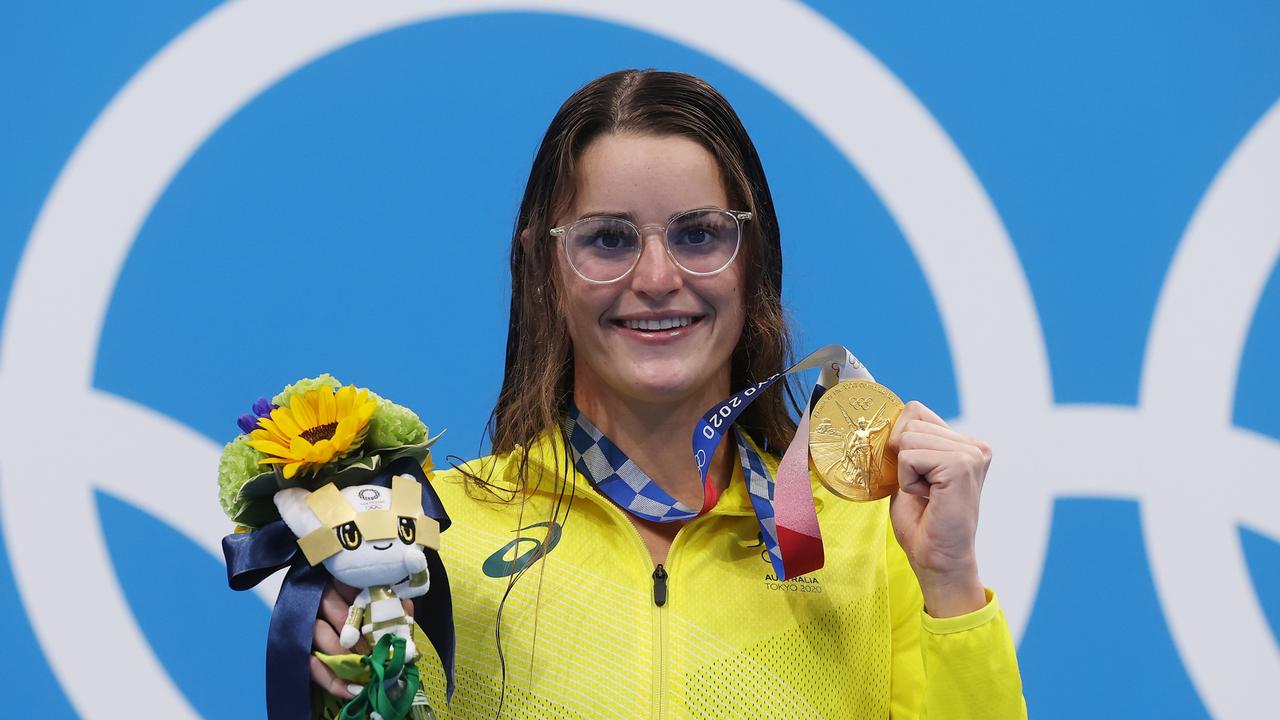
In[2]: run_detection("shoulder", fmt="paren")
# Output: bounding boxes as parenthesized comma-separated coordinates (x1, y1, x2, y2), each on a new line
(428, 428, 574, 523)
(428, 456, 517, 529)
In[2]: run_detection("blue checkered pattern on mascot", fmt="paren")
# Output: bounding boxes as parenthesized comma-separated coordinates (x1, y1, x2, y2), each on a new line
(217, 374, 455, 720)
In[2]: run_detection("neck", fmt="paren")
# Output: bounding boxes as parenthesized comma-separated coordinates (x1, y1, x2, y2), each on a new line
(574, 374, 736, 509)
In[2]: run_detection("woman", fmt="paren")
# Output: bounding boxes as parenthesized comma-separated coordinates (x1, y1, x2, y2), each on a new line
(314, 69, 1025, 718)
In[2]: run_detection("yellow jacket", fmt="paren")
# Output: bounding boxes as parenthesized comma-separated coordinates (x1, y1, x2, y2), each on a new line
(413, 429, 1026, 718)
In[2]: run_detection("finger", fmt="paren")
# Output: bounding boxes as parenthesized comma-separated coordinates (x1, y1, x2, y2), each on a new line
(887, 405, 916, 452)
(901, 430, 992, 483)
(333, 580, 359, 605)
(898, 430, 974, 454)
(889, 490, 927, 532)
(899, 446, 988, 495)
(901, 421, 992, 464)
(887, 401, 947, 452)
(897, 448, 960, 496)
(896, 417, 974, 445)
(905, 400, 947, 426)
(352, 633, 371, 655)
(319, 586, 353, 629)
(310, 656, 355, 700)
(314, 618, 347, 656)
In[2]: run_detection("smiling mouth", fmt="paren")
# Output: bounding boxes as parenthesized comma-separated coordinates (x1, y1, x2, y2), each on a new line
(372, 541, 394, 550)
(614, 316, 703, 332)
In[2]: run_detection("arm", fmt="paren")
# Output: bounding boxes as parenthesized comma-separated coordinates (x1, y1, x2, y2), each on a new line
(888, 512, 1026, 719)
(339, 591, 367, 649)
(396, 545, 431, 600)
(885, 400, 1026, 717)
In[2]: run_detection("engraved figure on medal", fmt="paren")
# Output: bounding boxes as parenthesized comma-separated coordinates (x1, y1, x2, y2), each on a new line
(841, 412, 891, 491)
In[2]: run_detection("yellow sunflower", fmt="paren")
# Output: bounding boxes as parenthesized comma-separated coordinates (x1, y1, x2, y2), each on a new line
(422, 449, 437, 482)
(247, 385, 377, 479)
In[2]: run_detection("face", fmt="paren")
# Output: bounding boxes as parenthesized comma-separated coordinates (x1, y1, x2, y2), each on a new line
(276, 485, 419, 589)
(554, 133, 746, 407)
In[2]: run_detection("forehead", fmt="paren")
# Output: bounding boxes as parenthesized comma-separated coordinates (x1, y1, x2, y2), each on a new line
(571, 133, 729, 222)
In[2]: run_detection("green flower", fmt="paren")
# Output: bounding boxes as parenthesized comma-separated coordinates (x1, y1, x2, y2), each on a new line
(366, 395, 428, 449)
(271, 374, 341, 407)
(217, 434, 268, 520)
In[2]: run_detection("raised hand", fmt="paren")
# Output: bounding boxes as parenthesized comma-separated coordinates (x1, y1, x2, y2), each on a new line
(886, 401, 992, 617)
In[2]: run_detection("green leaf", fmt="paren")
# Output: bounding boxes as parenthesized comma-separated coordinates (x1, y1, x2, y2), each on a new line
(239, 470, 281, 499)
(232, 498, 283, 528)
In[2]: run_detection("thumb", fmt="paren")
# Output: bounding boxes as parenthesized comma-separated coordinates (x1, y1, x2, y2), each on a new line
(889, 490, 927, 544)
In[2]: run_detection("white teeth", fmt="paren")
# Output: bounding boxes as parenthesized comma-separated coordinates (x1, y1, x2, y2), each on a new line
(624, 317, 694, 331)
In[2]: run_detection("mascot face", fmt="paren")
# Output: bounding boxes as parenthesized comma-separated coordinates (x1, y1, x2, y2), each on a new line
(273, 475, 439, 591)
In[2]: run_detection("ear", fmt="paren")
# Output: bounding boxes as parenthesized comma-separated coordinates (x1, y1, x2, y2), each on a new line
(519, 227, 533, 253)
(273, 488, 322, 539)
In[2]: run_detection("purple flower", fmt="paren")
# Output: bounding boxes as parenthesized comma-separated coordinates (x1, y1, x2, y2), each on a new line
(252, 397, 275, 418)
(237, 397, 278, 435)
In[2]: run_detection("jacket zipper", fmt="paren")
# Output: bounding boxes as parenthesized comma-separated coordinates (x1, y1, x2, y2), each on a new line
(598, 497, 697, 720)
(652, 564, 669, 606)
(652, 567, 668, 720)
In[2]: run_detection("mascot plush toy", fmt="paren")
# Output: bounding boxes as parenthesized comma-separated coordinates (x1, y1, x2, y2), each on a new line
(275, 478, 435, 663)
(217, 375, 454, 720)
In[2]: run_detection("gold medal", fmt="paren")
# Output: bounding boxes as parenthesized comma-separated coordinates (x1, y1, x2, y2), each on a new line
(809, 380, 905, 501)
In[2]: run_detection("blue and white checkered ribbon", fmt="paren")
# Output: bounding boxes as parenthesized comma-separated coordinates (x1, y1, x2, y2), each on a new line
(566, 405, 786, 566)
(566, 344, 874, 580)
(566, 407, 700, 522)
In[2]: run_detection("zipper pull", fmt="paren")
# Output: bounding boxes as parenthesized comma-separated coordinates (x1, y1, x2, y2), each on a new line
(652, 564, 668, 607)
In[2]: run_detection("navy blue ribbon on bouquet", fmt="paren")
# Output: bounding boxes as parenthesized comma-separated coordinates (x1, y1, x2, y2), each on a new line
(222, 458, 455, 720)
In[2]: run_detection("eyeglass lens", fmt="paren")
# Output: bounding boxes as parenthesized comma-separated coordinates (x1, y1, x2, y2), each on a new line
(564, 209, 740, 282)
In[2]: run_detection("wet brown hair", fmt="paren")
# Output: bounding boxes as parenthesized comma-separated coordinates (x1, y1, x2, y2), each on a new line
(488, 69, 799, 477)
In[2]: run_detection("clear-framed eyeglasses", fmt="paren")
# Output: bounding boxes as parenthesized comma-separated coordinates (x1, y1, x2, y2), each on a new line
(551, 207, 752, 284)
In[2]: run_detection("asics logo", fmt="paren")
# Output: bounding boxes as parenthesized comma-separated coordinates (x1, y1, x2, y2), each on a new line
(481, 521, 563, 579)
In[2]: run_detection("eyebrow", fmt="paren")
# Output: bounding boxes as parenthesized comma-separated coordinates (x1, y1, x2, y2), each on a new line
(575, 210, 639, 223)
(573, 206, 721, 224)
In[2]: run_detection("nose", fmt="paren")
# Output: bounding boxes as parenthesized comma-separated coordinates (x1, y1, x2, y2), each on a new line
(629, 226, 682, 298)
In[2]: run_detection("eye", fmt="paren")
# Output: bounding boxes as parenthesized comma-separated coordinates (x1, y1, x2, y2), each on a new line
(677, 226, 712, 246)
(336, 521, 362, 550)
(398, 517, 417, 545)
(670, 214, 730, 250)
(571, 219, 637, 254)
(590, 228, 634, 251)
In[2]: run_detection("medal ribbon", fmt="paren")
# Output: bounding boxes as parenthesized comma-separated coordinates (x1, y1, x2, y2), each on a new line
(568, 344, 873, 580)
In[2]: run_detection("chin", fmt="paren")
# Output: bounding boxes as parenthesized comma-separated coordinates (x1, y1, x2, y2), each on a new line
(622, 366, 718, 403)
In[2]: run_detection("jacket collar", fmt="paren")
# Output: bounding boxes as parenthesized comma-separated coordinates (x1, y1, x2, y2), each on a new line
(460, 425, 823, 519)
